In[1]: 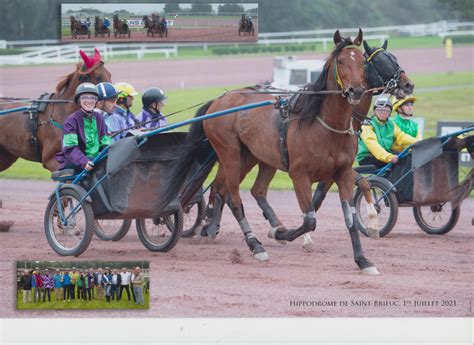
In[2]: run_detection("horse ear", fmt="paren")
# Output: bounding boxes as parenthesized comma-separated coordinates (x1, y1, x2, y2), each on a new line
(333, 30, 342, 45)
(91, 48, 102, 66)
(363, 40, 372, 55)
(79, 50, 92, 68)
(94, 48, 101, 60)
(353, 28, 363, 46)
(382, 39, 388, 50)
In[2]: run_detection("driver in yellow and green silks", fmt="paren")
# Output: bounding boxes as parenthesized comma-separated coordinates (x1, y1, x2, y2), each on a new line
(392, 96, 421, 140)
(356, 95, 419, 168)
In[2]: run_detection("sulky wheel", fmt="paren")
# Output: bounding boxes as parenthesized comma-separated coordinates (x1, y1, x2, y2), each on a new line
(167, 196, 206, 238)
(413, 204, 460, 235)
(353, 179, 399, 238)
(44, 189, 94, 257)
(94, 219, 132, 241)
(136, 205, 183, 252)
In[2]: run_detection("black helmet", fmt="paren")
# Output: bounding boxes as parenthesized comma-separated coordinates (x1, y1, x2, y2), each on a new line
(75, 82, 99, 104)
(142, 87, 167, 109)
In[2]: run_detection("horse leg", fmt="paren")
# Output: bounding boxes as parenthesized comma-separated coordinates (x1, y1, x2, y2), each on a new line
(201, 166, 226, 238)
(251, 163, 289, 245)
(0, 148, 18, 172)
(203, 150, 259, 238)
(356, 176, 379, 239)
(335, 169, 379, 274)
(0, 148, 18, 229)
(274, 172, 316, 243)
(212, 141, 268, 261)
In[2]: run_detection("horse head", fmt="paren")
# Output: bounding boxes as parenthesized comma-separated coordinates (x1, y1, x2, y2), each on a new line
(363, 40, 414, 99)
(56, 48, 112, 97)
(331, 29, 366, 105)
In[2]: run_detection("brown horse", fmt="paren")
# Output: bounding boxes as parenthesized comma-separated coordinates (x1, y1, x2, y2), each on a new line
(113, 15, 130, 38)
(143, 15, 153, 36)
(200, 38, 414, 253)
(70, 16, 90, 39)
(164, 29, 383, 273)
(94, 16, 110, 38)
(0, 49, 112, 174)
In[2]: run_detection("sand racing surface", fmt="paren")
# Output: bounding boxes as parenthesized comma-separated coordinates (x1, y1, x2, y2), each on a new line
(0, 180, 472, 317)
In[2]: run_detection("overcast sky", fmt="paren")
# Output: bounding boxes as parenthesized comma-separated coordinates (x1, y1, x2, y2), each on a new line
(62, 3, 258, 14)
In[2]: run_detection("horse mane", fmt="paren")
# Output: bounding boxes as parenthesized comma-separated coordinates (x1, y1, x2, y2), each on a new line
(56, 65, 79, 95)
(294, 37, 354, 125)
(55, 62, 104, 95)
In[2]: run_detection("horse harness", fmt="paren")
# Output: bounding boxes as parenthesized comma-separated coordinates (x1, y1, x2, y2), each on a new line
(24, 93, 63, 163)
(276, 89, 359, 171)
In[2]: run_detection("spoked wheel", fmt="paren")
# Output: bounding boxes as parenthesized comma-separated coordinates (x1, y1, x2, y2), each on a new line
(354, 180, 399, 237)
(136, 205, 183, 252)
(44, 189, 94, 256)
(167, 197, 206, 238)
(413, 203, 460, 235)
(94, 219, 132, 241)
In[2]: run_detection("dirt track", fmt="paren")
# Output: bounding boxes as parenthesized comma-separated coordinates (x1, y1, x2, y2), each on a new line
(0, 46, 472, 99)
(0, 180, 472, 317)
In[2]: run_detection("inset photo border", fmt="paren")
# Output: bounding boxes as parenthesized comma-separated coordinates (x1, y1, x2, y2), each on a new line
(61, 3, 258, 43)
(17, 261, 150, 310)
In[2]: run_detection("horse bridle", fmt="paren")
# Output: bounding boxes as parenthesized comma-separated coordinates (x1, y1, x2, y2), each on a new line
(364, 48, 403, 94)
(332, 44, 364, 98)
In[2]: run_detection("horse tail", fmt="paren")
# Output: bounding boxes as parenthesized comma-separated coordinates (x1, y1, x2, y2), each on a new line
(161, 100, 218, 207)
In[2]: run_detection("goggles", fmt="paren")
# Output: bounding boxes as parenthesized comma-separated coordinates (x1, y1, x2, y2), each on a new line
(80, 95, 98, 102)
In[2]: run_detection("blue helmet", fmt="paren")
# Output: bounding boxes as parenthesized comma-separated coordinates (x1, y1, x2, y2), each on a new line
(97, 82, 118, 101)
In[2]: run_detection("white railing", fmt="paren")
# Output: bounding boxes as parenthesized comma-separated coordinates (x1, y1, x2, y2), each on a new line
(1, 20, 473, 66)
(258, 34, 389, 51)
(258, 20, 474, 39)
(0, 43, 178, 65)
(438, 30, 474, 39)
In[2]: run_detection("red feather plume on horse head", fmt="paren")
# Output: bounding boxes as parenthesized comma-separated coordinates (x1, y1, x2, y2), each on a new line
(79, 48, 102, 69)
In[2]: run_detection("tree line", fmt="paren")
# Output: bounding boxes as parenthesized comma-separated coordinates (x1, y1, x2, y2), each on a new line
(0, 0, 471, 40)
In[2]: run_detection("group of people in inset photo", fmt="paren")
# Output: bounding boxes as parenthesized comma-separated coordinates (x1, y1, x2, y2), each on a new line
(17, 261, 150, 309)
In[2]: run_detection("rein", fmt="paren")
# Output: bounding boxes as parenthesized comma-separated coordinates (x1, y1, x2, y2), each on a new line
(110, 101, 206, 137)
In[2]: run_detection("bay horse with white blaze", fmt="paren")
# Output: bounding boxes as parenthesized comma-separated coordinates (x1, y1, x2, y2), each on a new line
(200, 37, 414, 253)
(164, 29, 382, 273)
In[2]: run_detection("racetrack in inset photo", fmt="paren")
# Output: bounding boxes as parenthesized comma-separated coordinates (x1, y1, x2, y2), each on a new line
(61, 18, 258, 43)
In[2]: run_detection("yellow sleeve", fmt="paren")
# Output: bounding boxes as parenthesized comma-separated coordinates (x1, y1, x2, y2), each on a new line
(416, 127, 422, 140)
(360, 125, 394, 163)
(393, 124, 418, 151)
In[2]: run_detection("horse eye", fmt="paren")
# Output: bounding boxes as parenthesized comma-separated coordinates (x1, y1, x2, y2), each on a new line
(337, 59, 343, 65)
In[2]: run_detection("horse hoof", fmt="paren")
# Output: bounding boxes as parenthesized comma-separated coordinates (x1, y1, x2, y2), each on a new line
(302, 241, 315, 252)
(254, 251, 269, 262)
(361, 266, 380, 275)
(268, 227, 287, 245)
(367, 227, 380, 239)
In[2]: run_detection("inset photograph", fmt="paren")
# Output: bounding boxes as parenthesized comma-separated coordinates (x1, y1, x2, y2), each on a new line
(61, 3, 258, 42)
(17, 261, 149, 309)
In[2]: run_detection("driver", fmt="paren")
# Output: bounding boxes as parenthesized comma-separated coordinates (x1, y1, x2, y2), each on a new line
(356, 95, 418, 168)
(55, 83, 111, 172)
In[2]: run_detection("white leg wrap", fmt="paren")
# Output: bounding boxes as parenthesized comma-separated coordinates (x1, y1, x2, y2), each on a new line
(302, 233, 315, 252)
(366, 203, 380, 239)
(304, 211, 316, 219)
